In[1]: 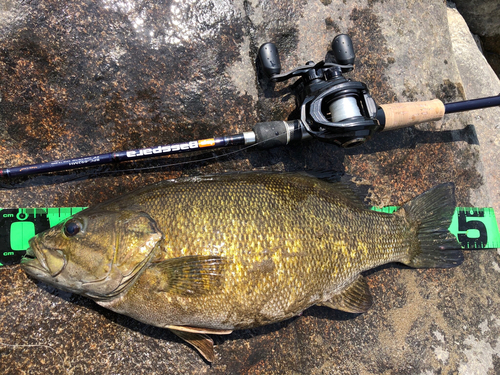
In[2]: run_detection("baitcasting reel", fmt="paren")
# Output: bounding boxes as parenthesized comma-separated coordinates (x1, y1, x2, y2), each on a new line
(2, 33, 499, 178)
(258, 34, 380, 148)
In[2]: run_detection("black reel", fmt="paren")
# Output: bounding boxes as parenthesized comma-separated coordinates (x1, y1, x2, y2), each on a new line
(258, 34, 381, 148)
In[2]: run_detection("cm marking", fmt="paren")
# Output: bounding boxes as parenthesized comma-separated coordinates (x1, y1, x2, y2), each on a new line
(3, 252, 14, 256)
(3, 213, 14, 218)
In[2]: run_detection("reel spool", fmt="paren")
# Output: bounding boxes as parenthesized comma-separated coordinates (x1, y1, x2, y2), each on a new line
(258, 34, 381, 148)
(330, 97, 361, 123)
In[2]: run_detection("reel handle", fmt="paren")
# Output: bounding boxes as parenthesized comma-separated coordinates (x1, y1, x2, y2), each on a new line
(258, 42, 281, 77)
(331, 34, 355, 66)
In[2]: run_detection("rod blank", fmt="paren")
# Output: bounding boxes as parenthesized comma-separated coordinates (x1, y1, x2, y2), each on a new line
(1, 95, 499, 178)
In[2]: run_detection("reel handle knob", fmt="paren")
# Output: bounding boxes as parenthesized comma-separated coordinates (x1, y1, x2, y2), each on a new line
(258, 42, 281, 77)
(331, 34, 355, 65)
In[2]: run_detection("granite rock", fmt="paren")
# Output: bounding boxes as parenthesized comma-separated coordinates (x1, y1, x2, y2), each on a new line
(447, 5, 500, 226)
(451, 0, 500, 38)
(1, 0, 500, 374)
(451, 0, 500, 77)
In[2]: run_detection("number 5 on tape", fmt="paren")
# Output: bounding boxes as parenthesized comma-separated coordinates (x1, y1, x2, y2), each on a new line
(449, 207, 500, 249)
(1, 206, 499, 266)
(371, 206, 500, 249)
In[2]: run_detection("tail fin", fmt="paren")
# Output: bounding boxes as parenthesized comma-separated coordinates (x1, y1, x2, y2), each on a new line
(401, 183, 463, 268)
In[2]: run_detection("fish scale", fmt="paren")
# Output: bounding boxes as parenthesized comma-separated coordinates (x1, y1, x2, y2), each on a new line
(95, 174, 413, 328)
(21, 172, 463, 361)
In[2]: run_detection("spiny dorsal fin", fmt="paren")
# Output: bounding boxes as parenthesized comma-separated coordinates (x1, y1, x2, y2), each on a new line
(318, 274, 373, 313)
(153, 255, 227, 296)
(169, 328, 215, 362)
(302, 171, 372, 208)
(329, 183, 367, 209)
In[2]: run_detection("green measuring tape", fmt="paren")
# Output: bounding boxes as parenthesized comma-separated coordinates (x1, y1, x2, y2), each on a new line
(1, 206, 499, 266)
(371, 206, 500, 249)
(0, 207, 86, 266)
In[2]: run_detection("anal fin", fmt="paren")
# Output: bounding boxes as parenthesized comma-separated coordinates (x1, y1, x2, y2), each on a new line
(167, 325, 233, 363)
(169, 328, 215, 362)
(318, 275, 373, 313)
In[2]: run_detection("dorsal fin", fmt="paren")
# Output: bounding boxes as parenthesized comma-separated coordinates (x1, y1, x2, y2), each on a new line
(329, 182, 368, 209)
(301, 171, 372, 208)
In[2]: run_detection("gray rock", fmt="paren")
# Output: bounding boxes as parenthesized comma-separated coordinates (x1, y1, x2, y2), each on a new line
(1, 0, 500, 374)
(450, 0, 500, 76)
(447, 5, 500, 223)
(451, 0, 500, 38)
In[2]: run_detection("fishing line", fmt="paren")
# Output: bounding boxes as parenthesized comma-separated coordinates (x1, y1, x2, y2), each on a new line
(1, 33, 499, 181)
(94, 135, 272, 175)
(329, 96, 362, 123)
(0, 133, 283, 189)
(0, 341, 67, 374)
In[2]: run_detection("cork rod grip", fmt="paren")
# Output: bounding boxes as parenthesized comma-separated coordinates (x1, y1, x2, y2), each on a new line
(380, 99, 445, 131)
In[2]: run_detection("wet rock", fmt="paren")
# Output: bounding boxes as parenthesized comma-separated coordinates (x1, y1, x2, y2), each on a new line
(1, 0, 500, 374)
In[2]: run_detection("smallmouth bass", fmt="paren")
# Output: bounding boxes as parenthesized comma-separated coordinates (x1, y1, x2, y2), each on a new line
(21, 172, 462, 361)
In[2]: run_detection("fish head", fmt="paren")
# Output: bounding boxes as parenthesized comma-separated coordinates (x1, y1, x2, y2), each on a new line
(21, 209, 162, 300)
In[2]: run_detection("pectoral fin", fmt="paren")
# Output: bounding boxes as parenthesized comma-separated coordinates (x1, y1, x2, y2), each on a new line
(154, 255, 227, 296)
(169, 328, 215, 362)
(319, 275, 372, 313)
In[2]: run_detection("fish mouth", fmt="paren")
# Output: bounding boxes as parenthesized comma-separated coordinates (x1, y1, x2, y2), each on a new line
(21, 237, 51, 277)
(22, 236, 68, 279)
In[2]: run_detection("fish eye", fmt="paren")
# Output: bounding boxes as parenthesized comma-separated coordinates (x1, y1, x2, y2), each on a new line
(63, 220, 82, 238)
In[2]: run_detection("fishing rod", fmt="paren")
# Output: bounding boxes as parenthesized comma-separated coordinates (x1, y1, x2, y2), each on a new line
(1, 34, 499, 178)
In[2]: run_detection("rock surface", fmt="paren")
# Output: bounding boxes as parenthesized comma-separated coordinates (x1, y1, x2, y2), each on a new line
(452, 0, 500, 38)
(447, 5, 500, 231)
(451, 0, 500, 76)
(1, 0, 500, 374)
